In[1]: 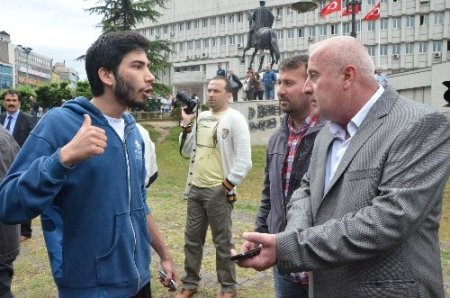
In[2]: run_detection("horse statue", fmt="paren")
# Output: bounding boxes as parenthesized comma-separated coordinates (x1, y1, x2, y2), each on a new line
(241, 14, 280, 72)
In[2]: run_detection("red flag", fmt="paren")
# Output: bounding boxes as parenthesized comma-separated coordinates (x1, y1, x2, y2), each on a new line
(363, 2, 381, 21)
(321, 0, 341, 17)
(342, 4, 360, 17)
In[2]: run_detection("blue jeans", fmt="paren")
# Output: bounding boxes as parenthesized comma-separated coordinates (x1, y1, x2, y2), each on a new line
(0, 260, 14, 298)
(264, 87, 275, 100)
(273, 266, 308, 298)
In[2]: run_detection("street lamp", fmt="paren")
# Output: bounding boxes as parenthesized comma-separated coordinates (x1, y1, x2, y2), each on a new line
(291, 0, 318, 13)
(345, 0, 361, 38)
(17, 45, 32, 86)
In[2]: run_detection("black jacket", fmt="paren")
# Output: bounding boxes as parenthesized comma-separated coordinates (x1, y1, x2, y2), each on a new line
(1, 111, 36, 147)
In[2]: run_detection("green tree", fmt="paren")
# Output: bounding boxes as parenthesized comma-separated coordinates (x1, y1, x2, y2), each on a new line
(35, 82, 73, 109)
(74, 80, 92, 99)
(85, 0, 173, 98)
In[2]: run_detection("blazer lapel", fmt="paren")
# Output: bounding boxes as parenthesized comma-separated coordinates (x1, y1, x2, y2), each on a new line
(320, 87, 399, 202)
(311, 127, 334, 217)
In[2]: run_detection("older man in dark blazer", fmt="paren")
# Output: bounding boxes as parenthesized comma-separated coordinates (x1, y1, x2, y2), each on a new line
(1, 89, 36, 240)
(235, 36, 450, 297)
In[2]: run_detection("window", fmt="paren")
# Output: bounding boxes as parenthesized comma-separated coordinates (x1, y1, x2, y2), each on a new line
(220, 16, 226, 25)
(380, 19, 388, 30)
(229, 15, 234, 23)
(392, 44, 401, 55)
(319, 25, 327, 36)
(380, 45, 388, 56)
(229, 35, 235, 45)
(203, 19, 208, 27)
(434, 12, 444, 25)
(406, 15, 415, 28)
(433, 41, 442, 52)
(171, 24, 176, 33)
(178, 23, 183, 31)
(367, 45, 376, 56)
(308, 27, 316, 37)
(212, 38, 216, 47)
(211, 17, 216, 26)
(287, 28, 294, 39)
(419, 15, 429, 27)
(368, 21, 375, 31)
(194, 20, 200, 29)
(239, 35, 245, 44)
(276, 30, 284, 39)
(179, 42, 184, 51)
(195, 40, 201, 49)
(276, 7, 283, 18)
(298, 28, 304, 38)
(331, 24, 337, 35)
(393, 17, 401, 29)
(203, 39, 209, 48)
(405, 42, 414, 54)
(187, 21, 191, 30)
(343, 23, 350, 34)
(220, 36, 226, 46)
(238, 12, 243, 22)
(419, 41, 428, 54)
(187, 41, 193, 50)
(287, 8, 293, 15)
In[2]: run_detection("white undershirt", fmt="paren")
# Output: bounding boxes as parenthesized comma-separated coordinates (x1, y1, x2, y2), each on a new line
(103, 114, 125, 141)
(324, 86, 384, 192)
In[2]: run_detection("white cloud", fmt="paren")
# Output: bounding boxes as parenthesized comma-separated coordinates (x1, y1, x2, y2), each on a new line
(1, 0, 103, 79)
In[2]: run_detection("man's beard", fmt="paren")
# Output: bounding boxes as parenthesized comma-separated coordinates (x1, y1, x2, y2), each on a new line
(114, 74, 146, 110)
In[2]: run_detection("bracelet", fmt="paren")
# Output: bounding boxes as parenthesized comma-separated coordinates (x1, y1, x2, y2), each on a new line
(222, 178, 235, 192)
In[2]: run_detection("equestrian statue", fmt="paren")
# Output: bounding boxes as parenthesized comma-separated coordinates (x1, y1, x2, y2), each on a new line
(241, 1, 280, 72)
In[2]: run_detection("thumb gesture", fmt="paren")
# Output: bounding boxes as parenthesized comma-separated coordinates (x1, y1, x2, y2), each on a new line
(59, 114, 107, 166)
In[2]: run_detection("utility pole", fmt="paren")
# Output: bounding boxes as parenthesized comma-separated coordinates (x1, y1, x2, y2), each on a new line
(18, 45, 33, 86)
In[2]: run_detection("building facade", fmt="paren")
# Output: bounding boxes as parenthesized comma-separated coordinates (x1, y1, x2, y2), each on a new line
(135, 0, 450, 102)
(53, 62, 79, 88)
(15, 46, 53, 87)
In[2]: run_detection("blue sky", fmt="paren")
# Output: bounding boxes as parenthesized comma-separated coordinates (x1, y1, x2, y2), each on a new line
(1, 0, 103, 79)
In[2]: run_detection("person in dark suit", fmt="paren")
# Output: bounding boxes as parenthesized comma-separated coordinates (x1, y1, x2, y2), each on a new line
(234, 36, 450, 297)
(1, 89, 36, 241)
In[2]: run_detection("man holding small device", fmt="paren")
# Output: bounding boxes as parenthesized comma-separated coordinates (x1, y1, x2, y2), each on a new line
(177, 76, 252, 298)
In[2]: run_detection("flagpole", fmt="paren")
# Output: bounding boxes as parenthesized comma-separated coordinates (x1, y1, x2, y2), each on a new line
(377, 17, 381, 67)
(340, 0, 343, 36)
(359, 9, 362, 41)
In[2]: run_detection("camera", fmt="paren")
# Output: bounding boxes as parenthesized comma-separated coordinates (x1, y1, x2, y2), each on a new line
(173, 92, 199, 114)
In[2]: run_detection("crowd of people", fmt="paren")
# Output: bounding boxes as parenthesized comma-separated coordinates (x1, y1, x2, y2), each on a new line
(0, 30, 449, 298)
(218, 62, 277, 101)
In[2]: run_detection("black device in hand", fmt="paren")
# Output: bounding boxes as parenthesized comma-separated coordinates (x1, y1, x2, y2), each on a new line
(230, 247, 261, 261)
(159, 270, 177, 291)
(174, 92, 198, 114)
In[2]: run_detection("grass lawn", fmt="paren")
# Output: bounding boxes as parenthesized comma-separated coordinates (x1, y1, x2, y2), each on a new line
(11, 122, 450, 297)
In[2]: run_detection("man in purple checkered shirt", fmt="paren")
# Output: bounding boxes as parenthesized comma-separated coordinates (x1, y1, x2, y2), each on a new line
(254, 55, 325, 298)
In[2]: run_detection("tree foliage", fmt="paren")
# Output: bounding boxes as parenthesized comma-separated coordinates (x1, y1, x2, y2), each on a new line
(35, 82, 72, 109)
(73, 80, 93, 99)
(85, 0, 173, 98)
(86, 0, 167, 33)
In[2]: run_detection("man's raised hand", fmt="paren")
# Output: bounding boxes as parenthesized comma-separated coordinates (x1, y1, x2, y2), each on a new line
(59, 114, 107, 166)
